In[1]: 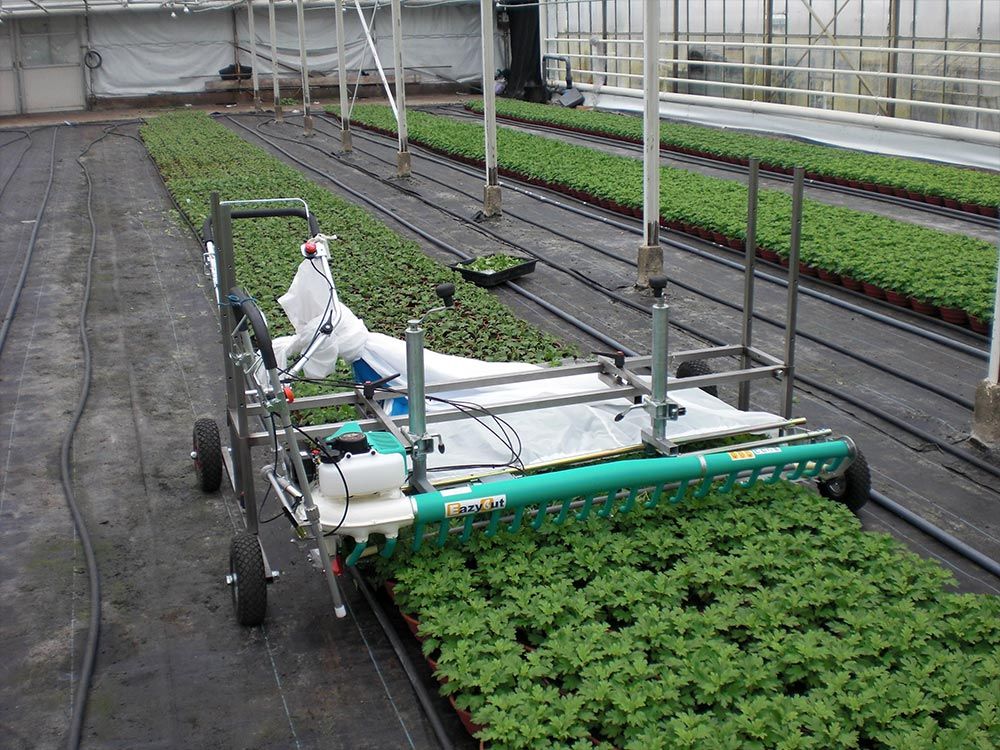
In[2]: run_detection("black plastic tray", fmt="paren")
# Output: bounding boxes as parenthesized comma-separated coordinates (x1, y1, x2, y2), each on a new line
(452, 256, 537, 288)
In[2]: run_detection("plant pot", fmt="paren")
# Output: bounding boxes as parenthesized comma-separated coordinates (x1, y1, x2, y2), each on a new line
(711, 231, 727, 244)
(798, 262, 818, 277)
(906, 191, 923, 201)
(728, 238, 744, 251)
(758, 248, 781, 262)
(841, 276, 863, 291)
(884, 290, 911, 307)
(862, 282, 886, 300)
(401, 611, 423, 641)
(909, 298, 939, 316)
(961, 202, 980, 213)
(876, 185, 894, 195)
(938, 306, 968, 325)
(448, 695, 485, 736)
(862, 182, 877, 191)
(926, 195, 944, 206)
(779, 257, 790, 268)
(384, 579, 397, 602)
(943, 197, 960, 209)
(893, 187, 909, 199)
(969, 316, 991, 334)
(977, 204, 997, 217)
(817, 269, 841, 284)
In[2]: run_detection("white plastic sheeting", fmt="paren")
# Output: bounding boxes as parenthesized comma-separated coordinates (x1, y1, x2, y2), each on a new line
(273, 259, 785, 472)
(86, 4, 493, 97)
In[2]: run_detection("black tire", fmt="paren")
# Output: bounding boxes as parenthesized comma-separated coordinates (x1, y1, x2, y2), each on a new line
(818, 449, 871, 514)
(229, 533, 267, 626)
(193, 417, 223, 492)
(676, 359, 719, 398)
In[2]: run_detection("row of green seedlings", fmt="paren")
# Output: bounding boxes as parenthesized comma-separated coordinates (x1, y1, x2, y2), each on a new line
(335, 104, 997, 328)
(465, 98, 1000, 216)
(140, 111, 573, 424)
(371, 481, 1000, 749)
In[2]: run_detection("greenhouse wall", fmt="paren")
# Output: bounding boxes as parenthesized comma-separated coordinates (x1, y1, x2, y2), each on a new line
(542, 0, 1000, 133)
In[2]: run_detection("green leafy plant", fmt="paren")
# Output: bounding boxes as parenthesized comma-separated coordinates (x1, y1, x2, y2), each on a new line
(465, 254, 527, 273)
(335, 104, 997, 322)
(466, 98, 1000, 211)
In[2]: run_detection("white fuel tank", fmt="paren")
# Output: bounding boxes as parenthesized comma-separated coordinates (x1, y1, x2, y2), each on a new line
(318, 450, 406, 499)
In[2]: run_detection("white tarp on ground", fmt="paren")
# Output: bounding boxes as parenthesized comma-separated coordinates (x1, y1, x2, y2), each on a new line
(88, 4, 493, 97)
(272, 259, 784, 472)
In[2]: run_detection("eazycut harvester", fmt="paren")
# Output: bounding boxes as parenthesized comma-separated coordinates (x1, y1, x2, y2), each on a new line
(191, 194, 870, 625)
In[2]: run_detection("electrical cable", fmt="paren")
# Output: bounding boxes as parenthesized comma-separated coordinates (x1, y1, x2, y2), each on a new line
(0, 127, 57, 359)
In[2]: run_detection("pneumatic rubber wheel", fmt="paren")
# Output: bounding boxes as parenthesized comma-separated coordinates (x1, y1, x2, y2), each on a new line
(192, 417, 222, 492)
(818, 449, 871, 514)
(229, 533, 267, 626)
(676, 359, 719, 398)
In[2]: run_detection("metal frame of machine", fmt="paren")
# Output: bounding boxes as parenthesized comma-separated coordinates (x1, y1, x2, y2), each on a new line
(192, 189, 868, 626)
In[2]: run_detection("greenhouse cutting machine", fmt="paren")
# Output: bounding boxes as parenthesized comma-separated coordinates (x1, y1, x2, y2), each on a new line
(192, 194, 870, 626)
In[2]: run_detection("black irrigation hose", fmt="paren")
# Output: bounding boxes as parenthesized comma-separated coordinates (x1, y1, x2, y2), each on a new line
(870, 490, 1000, 579)
(0, 127, 57, 359)
(63, 129, 115, 750)
(428, 104, 1000, 231)
(310, 124, 976, 411)
(0, 131, 33, 201)
(224, 115, 633, 355)
(348, 567, 455, 750)
(329, 114, 989, 358)
(221, 116, 1000, 579)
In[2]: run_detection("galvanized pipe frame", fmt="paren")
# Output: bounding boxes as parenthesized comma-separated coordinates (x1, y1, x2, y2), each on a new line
(539, 0, 1000, 130)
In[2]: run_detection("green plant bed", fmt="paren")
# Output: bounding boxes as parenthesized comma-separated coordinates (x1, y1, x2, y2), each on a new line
(465, 98, 1000, 214)
(336, 104, 997, 323)
(140, 112, 573, 423)
(373, 482, 1000, 749)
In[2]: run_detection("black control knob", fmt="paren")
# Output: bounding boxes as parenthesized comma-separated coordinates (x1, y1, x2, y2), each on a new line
(649, 275, 667, 299)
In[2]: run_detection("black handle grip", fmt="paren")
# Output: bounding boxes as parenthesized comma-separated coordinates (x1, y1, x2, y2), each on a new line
(435, 283, 455, 307)
(649, 275, 668, 299)
(203, 207, 320, 244)
(229, 287, 278, 370)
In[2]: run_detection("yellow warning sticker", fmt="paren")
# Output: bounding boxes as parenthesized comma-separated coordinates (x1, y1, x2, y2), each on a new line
(727, 450, 756, 460)
(444, 495, 508, 518)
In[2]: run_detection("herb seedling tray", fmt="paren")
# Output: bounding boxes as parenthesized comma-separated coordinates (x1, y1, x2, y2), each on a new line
(453, 255, 537, 288)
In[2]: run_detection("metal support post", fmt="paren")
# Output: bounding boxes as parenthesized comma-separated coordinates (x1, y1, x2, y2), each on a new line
(268, 0, 282, 122)
(782, 168, 804, 420)
(650, 290, 670, 443)
(537, 0, 548, 91)
(637, 0, 662, 288)
(246, 1, 261, 112)
(296, 0, 314, 136)
(763, 0, 774, 101)
(886, 0, 902, 117)
(334, 0, 352, 151)
(971, 231, 1000, 447)
(481, 0, 501, 216)
(671, 0, 679, 94)
(211, 193, 258, 529)
(405, 319, 433, 493)
(390, 0, 410, 176)
(738, 158, 760, 411)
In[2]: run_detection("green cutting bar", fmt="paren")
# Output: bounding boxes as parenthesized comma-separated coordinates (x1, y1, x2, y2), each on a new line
(406, 440, 853, 553)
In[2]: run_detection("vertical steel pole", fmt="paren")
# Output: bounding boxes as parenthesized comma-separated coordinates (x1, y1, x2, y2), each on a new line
(538, 0, 548, 92)
(334, 0, 352, 151)
(671, 0, 679, 94)
(405, 319, 431, 492)
(782, 167, 804, 420)
(391, 0, 410, 176)
(268, 0, 282, 122)
(885, 0, 901, 117)
(763, 0, 773, 101)
(296, 0, 314, 135)
(481, 0, 502, 216)
(247, 1, 262, 112)
(738, 158, 760, 412)
(211, 193, 258, 528)
(651, 286, 670, 443)
(637, 0, 662, 288)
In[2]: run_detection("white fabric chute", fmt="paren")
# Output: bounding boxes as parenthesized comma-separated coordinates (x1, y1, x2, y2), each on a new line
(273, 259, 785, 471)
